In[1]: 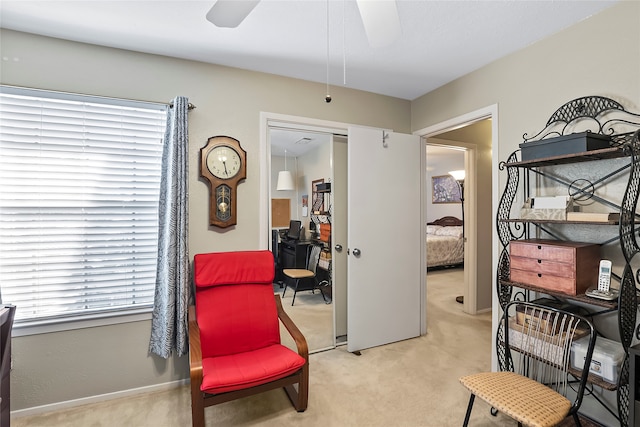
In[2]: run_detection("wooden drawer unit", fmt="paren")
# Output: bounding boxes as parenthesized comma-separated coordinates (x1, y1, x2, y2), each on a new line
(509, 239, 601, 295)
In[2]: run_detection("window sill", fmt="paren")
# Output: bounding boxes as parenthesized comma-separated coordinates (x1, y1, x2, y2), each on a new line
(12, 309, 153, 337)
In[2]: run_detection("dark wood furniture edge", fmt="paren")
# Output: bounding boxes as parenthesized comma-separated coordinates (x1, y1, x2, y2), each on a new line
(506, 146, 626, 168)
(428, 216, 463, 227)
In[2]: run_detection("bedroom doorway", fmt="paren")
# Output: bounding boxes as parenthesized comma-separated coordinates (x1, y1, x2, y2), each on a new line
(418, 108, 495, 316)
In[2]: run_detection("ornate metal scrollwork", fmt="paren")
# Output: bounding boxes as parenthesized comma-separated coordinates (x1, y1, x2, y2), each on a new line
(523, 96, 630, 142)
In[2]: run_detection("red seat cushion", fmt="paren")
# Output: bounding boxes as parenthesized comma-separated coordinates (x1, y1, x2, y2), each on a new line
(201, 344, 306, 394)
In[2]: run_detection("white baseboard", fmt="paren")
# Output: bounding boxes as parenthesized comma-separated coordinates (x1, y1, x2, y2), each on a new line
(11, 379, 188, 419)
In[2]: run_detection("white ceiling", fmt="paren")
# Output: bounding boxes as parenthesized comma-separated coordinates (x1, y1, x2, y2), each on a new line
(0, 0, 617, 101)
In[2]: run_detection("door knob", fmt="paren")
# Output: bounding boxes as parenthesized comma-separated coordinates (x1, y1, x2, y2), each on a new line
(352, 248, 361, 257)
(335, 244, 343, 252)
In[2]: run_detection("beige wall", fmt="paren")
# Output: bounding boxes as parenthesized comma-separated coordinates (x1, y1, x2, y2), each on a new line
(0, 29, 410, 411)
(411, 3, 639, 424)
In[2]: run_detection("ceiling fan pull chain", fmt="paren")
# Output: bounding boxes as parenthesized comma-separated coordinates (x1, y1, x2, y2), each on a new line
(325, 0, 332, 103)
(343, 0, 347, 86)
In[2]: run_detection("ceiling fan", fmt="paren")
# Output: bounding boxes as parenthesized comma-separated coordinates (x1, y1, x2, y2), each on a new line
(206, 0, 401, 48)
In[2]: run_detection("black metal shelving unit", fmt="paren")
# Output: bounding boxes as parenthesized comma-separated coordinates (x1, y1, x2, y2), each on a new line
(495, 96, 640, 426)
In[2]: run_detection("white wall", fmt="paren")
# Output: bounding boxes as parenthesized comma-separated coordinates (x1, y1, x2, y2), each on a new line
(298, 143, 332, 239)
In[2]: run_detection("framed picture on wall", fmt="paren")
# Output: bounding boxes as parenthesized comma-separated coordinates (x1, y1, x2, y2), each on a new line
(302, 194, 308, 217)
(312, 179, 324, 213)
(432, 175, 461, 204)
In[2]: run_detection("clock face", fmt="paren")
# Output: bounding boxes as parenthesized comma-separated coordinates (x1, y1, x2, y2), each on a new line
(207, 146, 242, 179)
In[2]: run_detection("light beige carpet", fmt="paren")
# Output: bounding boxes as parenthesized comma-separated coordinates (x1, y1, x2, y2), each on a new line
(276, 282, 334, 352)
(12, 269, 522, 426)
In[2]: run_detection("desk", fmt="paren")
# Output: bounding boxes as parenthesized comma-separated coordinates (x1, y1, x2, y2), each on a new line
(279, 239, 311, 269)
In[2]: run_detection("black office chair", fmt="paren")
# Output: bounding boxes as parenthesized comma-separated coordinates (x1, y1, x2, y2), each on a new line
(282, 244, 325, 305)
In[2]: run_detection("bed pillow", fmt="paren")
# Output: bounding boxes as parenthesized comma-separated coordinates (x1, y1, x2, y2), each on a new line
(426, 225, 443, 235)
(434, 226, 463, 238)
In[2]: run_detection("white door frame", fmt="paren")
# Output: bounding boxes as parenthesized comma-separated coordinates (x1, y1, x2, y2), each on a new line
(414, 105, 498, 319)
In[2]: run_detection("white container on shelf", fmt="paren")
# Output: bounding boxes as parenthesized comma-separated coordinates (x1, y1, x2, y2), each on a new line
(570, 335, 625, 384)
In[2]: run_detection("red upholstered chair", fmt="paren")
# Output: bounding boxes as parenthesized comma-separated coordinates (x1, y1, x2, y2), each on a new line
(189, 250, 309, 427)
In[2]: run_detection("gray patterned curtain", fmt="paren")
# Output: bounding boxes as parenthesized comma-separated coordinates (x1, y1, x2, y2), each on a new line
(149, 96, 190, 358)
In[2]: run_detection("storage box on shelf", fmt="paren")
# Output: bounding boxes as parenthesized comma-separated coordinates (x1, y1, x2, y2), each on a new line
(518, 131, 612, 161)
(520, 196, 572, 221)
(515, 298, 582, 335)
(571, 335, 626, 385)
(509, 239, 600, 296)
(319, 223, 331, 243)
(318, 249, 331, 270)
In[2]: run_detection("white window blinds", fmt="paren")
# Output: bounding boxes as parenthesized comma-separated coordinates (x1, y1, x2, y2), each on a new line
(0, 86, 167, 325)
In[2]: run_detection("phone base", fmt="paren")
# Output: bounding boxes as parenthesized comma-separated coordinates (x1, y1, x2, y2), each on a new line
(585, 287, 619, 301)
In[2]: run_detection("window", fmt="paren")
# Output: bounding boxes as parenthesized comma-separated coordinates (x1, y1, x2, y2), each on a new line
(0, 86, 167, 328)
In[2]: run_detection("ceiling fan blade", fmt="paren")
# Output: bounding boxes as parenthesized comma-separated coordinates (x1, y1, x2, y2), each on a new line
(356, 0, 401, 48)
(206, 0, 260, 28)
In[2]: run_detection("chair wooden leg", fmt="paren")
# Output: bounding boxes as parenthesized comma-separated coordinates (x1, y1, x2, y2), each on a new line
(190, 382, 205, 427)
(283, 366, 308, 412)
(463, 394, 475, 427)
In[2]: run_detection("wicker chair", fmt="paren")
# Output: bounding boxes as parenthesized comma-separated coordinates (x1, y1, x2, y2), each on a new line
(459, 301, 596, 427)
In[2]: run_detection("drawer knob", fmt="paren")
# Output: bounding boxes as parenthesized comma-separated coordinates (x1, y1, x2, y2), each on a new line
(537, 259, 542, 263)
(537, 245, 542, 249)
(538, 273, 542, 278)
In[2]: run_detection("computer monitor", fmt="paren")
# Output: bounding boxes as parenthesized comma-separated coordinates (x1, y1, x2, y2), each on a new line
(287, 220, 302, 240)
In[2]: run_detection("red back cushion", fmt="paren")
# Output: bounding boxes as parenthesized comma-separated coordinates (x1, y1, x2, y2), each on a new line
(193, 251, 279, 358)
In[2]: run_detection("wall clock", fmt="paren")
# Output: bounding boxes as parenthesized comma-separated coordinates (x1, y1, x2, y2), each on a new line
(200, 136, 247, 228)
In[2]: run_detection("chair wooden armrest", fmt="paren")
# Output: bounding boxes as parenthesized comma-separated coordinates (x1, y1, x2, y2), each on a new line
(188, 305, 205, 427)
(188, 305, 203, 376)
(275, 294, 309, 360)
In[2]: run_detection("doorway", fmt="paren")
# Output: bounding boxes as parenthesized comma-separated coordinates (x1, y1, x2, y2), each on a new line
(416, 105, 497, 320)
(269, 127, 337, 353)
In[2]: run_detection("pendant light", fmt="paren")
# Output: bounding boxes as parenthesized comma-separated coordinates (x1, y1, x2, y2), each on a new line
(276, 149, 295, 191)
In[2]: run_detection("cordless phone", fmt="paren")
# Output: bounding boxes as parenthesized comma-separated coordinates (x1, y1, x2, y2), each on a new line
(597, 259, 612, 292)
(586, 260, 617, 300)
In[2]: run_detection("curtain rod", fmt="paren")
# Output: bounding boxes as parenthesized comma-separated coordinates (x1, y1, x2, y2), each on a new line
(169, 101, 196, 111)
